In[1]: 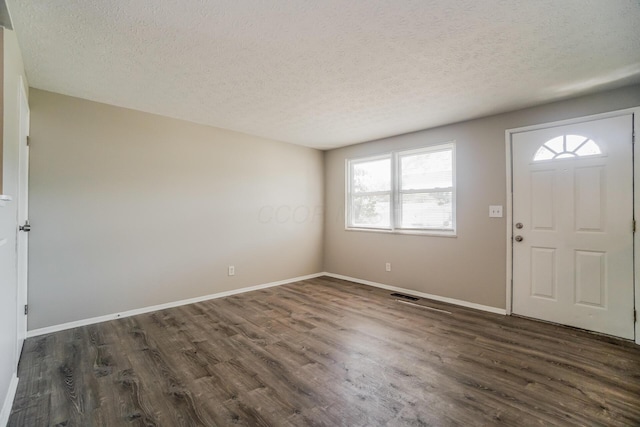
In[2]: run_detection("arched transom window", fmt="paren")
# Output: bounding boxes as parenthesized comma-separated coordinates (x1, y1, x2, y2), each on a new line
(533, 135, 601, 161)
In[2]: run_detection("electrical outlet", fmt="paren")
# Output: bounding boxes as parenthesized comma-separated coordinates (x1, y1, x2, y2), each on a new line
(385, 262, 391, 272)
(489, 205, 503, 218)
(228, 265, 235, 276)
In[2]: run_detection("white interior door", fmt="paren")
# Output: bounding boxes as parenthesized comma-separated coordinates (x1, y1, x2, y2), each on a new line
(512, 114, 634, 339)
(16, 80, 30, 357)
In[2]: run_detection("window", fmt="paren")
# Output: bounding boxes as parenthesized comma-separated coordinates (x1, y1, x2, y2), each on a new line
(348, 155, 392, 228)
(533, 135, 601, 161)
(346, 143, 456, 235)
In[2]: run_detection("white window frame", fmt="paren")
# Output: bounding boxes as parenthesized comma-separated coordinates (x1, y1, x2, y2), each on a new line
(346, 142, 456, 236)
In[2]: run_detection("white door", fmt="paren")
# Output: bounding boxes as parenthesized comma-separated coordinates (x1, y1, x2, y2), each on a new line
(16, 80, 30, 356)
(512, 114, 634, 339)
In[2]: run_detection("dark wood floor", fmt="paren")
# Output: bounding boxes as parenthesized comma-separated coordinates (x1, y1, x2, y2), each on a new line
(8, 276, 640, 426)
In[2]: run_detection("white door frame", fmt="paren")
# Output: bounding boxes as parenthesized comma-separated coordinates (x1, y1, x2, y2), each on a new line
(505, 107, 640, 345)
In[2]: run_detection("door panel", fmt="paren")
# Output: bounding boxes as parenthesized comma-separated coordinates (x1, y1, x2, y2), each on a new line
(512, 114, 634, 339)
(574, 250, 605, 307)
(530, 170, 555, 229)
(574, 167, 603, 231)
(530, 247, 556, 299)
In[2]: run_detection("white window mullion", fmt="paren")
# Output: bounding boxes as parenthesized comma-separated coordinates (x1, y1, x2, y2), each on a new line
(399, 187, 454, 195)
(351, 190, 393, 197)
(392, 152, 399, 230)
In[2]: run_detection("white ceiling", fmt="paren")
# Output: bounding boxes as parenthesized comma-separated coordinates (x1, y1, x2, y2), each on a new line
(7, 1, 640, 150)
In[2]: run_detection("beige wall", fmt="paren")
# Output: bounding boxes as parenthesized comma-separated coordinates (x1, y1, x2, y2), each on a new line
(324, 84, 640, 309)
(28, 89, 324, 330)
(25, 83, 640, 328)
(0, 28, 27, 420)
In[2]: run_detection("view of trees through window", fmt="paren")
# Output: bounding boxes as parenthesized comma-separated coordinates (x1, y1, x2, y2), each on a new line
(351, 158, 390, 228)
(399, 149, 453, 229)
(348, 144, 455, 233)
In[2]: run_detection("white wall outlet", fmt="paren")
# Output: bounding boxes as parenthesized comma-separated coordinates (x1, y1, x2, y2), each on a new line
(385, 262, 391, 272)
(228, 265, 235, 276)
(489, 205, 503, 218)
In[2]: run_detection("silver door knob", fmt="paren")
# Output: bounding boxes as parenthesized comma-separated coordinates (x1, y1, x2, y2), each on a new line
(514, 235, 523, 242)
(515, 223, 523, 229)
(19, 221, 31, 232)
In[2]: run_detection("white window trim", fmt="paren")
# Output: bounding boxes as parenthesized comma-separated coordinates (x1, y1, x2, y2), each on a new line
(345, 142, 457, 237)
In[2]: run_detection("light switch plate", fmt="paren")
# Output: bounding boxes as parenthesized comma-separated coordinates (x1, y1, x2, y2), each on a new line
(489, 205, 503, 218)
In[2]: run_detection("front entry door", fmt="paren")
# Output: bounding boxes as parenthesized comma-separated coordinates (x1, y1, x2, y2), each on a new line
(512, 114, 634, 339)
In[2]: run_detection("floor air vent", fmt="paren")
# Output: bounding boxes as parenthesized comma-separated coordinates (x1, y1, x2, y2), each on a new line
(391, 293, 452, 314)
(390, 292, 419, 301)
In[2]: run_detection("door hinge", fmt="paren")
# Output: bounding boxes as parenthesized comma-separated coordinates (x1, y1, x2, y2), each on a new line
(633, 219, 636, 233)
(634, 309, 637, 323)
(26, 136, 30, 146)
(24, 304, 28, 315)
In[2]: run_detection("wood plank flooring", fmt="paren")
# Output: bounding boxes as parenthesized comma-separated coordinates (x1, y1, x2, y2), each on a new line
(8, 276, 640, 426)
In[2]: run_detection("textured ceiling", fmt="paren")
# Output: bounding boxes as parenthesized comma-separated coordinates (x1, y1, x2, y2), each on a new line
(6, 1, 640, 150)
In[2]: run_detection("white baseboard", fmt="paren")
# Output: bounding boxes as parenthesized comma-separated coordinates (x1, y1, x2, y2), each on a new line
(27, 272, 325, 338)
(322, 272, 507, 315)
(26, 271, 505, 337)
(0, 374, 18, 427)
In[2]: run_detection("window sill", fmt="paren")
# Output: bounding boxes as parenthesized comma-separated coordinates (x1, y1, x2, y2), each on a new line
(345, 227, 457, 238)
